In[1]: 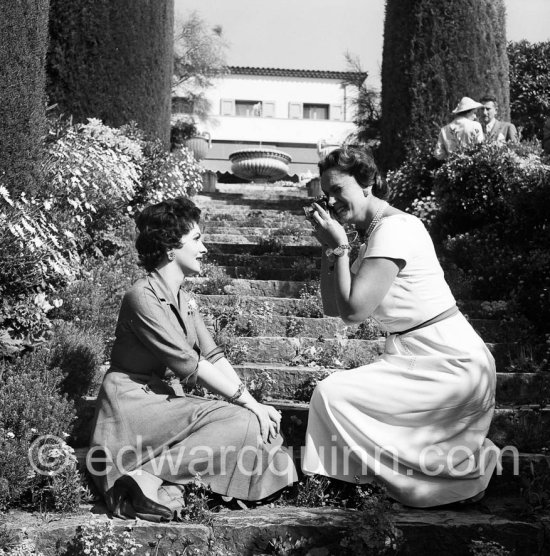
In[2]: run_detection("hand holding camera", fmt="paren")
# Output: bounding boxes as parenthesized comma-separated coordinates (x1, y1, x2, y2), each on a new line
(303, 195, 330, 222)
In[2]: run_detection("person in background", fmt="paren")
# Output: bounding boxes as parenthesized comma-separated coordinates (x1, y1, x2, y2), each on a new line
(434, 97, 484, 160)
(479, 94, 518, 143)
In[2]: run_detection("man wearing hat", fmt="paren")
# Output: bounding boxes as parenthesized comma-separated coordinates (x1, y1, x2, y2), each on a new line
(479, 94, 518, 143)
(434, 97, 485, 160)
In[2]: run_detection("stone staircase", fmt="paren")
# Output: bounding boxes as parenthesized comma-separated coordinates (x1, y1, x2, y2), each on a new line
(14, 182, 550, 555)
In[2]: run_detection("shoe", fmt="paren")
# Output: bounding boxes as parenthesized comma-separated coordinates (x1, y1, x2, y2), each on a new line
(110, 475, 173, 521)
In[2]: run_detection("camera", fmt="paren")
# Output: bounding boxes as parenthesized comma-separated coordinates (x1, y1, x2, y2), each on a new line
(303, 195, 329, 221)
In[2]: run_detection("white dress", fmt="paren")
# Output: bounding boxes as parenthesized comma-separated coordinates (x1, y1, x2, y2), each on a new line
(302, 214, 499, 507)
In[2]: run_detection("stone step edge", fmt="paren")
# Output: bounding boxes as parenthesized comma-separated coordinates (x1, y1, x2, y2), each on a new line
(5, 503, 547, 556)
(81, 395, 550, 414)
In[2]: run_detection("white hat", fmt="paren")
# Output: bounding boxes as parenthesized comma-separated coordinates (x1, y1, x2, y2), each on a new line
(452, 97, 483, 114)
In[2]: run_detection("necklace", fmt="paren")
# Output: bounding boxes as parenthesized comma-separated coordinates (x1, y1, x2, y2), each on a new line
(365, 199, 388, 240)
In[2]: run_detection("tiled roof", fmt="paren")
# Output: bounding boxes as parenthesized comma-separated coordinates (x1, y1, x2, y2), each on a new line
(228, 66, 367, 81)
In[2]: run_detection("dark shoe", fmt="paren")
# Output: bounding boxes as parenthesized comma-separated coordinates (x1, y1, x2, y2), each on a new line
(111, 475, 172, 521)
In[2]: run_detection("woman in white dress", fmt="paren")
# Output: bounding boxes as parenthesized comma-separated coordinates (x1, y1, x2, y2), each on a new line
(302, 146, 499, 507)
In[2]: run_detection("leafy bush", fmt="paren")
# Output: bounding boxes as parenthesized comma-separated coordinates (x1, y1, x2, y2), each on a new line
(62, 519, 142, 556)
(0, 349, 76, 510)
(508, 40, 550, 141)
(387, 141, 550, 336)
(121, 122, 203, 208)
(43, 118, 140, 256)
(48, 321, 106, 400)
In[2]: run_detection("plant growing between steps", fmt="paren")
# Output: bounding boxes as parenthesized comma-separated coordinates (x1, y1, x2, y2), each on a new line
(469, 538, 512, 556)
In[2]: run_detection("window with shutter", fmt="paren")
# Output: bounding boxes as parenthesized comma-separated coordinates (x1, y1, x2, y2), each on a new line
(288, 102, 303, 119)
(329, 104, 344, 121)
(220, 99, 235, 116)
(303, 103, 329, 120)
(263, 101, 276, 118)
(235, 100, 262, 117)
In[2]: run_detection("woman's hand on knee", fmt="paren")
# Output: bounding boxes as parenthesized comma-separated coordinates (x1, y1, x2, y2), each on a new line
(243, 401, 281, 443)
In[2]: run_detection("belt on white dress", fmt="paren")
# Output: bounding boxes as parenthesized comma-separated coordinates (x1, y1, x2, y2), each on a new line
(395, 305, 459, 336)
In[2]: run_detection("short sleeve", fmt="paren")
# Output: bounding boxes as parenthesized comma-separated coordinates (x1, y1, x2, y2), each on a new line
(364, 216, 417, 265)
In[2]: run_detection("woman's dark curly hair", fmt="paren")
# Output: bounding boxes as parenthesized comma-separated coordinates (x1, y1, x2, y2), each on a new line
(318, 145, 389, 199)
(135, 197, 201, 272)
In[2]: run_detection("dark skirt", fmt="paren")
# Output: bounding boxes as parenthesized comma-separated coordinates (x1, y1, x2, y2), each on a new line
(89, 370, 296, 505)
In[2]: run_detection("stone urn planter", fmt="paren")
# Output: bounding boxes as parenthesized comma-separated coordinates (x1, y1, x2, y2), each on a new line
(229, 148, 292, 182)
(184, 132, 211, 161)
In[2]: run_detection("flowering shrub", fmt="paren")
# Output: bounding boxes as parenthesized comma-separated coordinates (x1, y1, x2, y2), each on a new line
(63, 520, 142, 556)
(0, 186, 78, 293)
(43, 119, 139, 255)
(0, 185, 72, 353)
(120, 122, 203, 207)
(0, 537, 45, 556)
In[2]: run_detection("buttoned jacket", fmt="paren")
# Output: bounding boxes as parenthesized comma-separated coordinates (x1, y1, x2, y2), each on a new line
(484, 119, 518, 143)
(110, 270, 223, 386)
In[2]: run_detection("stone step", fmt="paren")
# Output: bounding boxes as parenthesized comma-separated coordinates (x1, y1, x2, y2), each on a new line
(200, 183, 309, 197)
(204, 215, 310, 229)
(221, 335, 519, 370)
(195, 278, 308, 297)
(8, 496, 547, 556)
(79, 389, 550, 455)
(207, 243, 318, 257)
(204, 221, 314, 232)
(205, 252, 321, 269)
(196, 293, 324, 316)
(199, 204, 305, 216)
(213, 265, 319, 281)
(234, 364, 550, 406)
(220, 313, 356, 339)
(203, 233, 318, 246)
(203, 225, 314, 236)
(202, 298, 509, 343)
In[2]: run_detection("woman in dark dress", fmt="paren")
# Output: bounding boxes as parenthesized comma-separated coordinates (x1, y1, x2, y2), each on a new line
(89, 197, 296, 521)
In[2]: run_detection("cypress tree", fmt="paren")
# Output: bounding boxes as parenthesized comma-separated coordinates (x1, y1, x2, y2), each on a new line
(380, 0, 509, 170)
(0, 0, 50, 195)
(47, 0, 174, 147)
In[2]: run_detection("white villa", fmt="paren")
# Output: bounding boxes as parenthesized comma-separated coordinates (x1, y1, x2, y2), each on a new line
(172, 66, 366, 178)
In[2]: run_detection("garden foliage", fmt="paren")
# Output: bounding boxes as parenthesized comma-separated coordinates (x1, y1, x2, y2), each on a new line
(508, 40, 550, 141)
(0, 0, 49, 195)
(387, 141, 550, 336)
(381, 0, 509, 170)
(0, 118, 202, 358)
(47, 0, 174, 146)
(0, 349, 77, 510)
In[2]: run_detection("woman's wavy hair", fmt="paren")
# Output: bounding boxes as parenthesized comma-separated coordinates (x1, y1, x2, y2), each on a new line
(318, 145, 389, 199)
(135, 197, 201, 272)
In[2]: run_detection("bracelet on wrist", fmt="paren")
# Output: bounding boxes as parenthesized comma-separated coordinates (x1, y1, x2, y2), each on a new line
(227, 382, 245, 404)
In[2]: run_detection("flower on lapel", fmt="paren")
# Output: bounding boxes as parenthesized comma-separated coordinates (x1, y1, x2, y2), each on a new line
(187, 297, 198, 315)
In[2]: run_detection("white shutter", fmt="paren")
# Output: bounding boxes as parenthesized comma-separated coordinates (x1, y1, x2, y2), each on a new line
(220, 99, 235, 116)
(288, 102, 303, 119)
(263, 101, 276, 118)
(330, 104, 344, 121)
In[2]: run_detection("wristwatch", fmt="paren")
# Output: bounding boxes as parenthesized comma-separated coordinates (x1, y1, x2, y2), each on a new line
(325, 244, 351, 259)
